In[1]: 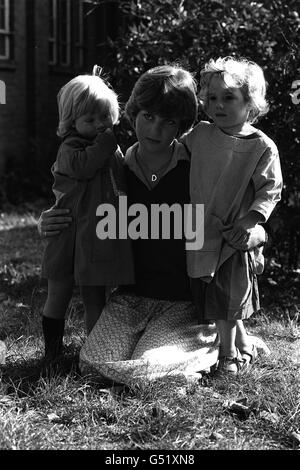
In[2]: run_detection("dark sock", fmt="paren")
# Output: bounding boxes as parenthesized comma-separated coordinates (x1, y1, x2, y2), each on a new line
(42, 316, 65, 363)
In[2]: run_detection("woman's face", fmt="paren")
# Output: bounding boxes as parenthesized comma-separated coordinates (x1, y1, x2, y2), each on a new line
(135, 110, 180, 157)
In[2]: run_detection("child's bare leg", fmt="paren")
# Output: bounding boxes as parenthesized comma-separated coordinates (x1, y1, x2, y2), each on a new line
(216, 320, 237, 357)
(236, 319, 257, 363)
(80, 286, 106, 334)
(235, 320, 251, 350)
(42, 276, 74, 363)
(216, 320, 241, 375)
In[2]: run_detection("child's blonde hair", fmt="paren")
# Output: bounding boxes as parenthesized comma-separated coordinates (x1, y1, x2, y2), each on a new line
(199, 56, 269, 123)
(57, 73, 119, 138)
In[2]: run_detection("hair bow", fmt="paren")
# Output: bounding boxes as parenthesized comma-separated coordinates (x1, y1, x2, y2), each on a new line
(92, 65, 103, 77)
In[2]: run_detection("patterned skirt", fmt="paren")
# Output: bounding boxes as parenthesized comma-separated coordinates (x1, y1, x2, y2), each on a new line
(79, 293, 219, 386)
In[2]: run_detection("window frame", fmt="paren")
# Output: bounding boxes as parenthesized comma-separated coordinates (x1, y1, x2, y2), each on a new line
(48, 0, 84, 68)
(0, 79, 6, 103)
(0, 0, 11, 60)
(74, 0, 84, 68)
(48, 0, 57, 65)
(58, 0, 71, 66)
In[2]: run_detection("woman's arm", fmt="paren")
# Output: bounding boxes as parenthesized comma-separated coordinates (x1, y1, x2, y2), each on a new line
(37, 207, 72, 238)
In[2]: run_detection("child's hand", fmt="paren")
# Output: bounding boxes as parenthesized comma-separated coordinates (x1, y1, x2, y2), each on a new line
(223, 211, 265, 251)
(222, 212, 265, 251)
(222, 222, 252, 250)
(95, 128, 118, 155)
(223, 225, 266, 251)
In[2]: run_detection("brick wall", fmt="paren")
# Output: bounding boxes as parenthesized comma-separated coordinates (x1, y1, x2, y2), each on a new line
(0, 0, 27, 176)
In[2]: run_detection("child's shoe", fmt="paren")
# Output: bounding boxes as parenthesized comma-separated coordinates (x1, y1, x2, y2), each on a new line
(216, 356, 242, 376)
(216, 349, 244, 376)
(217, 344, 258, 377)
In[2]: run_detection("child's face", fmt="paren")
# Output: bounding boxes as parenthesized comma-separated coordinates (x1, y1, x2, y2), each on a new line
(135, 110, 180, 156)
(75, 106, 113, 139)
(206, 74, 250, 134)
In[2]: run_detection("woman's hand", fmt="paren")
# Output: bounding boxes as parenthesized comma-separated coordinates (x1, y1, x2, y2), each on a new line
(37, 207, 72, 238)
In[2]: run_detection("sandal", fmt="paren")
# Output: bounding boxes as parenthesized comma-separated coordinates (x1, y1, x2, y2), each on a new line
(216, 349, 244, 376)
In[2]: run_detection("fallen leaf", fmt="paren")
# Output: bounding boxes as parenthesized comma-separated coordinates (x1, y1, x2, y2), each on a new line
(289, 431, 300, 446)
(223, 399, 252, 420)
(259, 410, 280, 424)
(47, 412, 76, 426)
(47, 413, 60, 422)
(209, 431, 224, 440)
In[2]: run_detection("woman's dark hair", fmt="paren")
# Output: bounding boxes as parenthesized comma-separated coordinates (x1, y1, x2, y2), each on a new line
(125, 65, 198, 136)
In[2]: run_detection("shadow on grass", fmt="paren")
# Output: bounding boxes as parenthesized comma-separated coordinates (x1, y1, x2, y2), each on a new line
(0, 347, 81, 397)
(0, 223, 46, 300)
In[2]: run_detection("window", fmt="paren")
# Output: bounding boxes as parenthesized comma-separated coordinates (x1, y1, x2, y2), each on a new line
(0, 79, 5, 103)
(0, 0, 12, 60)
(73, 0, 84, 68)
(49, 0, 84, 67)
(49, 0, 57, 64)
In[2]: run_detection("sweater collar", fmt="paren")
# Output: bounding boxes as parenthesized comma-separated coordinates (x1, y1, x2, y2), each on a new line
(124, 140, 190, 188)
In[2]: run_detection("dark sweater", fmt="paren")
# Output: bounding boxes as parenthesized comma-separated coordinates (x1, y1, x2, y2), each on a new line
(119, 160, 192, 301)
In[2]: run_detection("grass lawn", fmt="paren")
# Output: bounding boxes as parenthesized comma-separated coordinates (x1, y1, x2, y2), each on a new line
(0, 202, 299, 451)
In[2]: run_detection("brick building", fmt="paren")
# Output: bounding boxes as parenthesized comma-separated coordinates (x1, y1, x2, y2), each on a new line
(0, 0, 120, 185)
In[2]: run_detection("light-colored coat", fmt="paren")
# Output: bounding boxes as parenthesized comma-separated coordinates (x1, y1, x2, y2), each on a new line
(183, 121, 282, 279)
